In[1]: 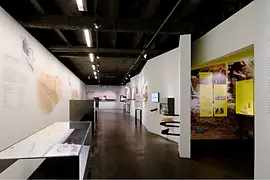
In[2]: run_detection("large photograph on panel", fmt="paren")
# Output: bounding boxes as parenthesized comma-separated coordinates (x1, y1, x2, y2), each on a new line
(191, 57, 254, 139)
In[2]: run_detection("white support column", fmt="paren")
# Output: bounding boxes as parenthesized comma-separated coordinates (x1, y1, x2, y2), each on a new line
(254, 0, 270, 178)
(178, 34, 191, 158)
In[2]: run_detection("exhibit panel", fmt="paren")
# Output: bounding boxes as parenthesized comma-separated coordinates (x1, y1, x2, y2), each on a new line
(0, 121, 91, 179)
(0, 7, 86, 153)
(191, 52, 254, 140)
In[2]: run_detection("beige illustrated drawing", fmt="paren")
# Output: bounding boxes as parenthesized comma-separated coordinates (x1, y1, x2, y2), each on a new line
(36, 72, 62, 114)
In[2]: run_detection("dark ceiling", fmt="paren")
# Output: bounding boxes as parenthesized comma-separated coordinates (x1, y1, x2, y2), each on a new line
(0, 0, 253, 85)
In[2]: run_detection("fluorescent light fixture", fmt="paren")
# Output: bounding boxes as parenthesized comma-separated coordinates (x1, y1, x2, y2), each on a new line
(84, 29, 92, 47)
(94, 71, 97, 75)
(89, 53, 95, 62)
(76, 0, 84, 11)
(92, 65, 96, 70)
(95, 76, 97, 79)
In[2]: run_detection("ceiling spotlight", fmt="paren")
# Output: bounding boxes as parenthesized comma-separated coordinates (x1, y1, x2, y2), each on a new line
(92, 65, 96, 70)
(97, 69, 100, 72)
(89, 53, 95, 62)
(143, 53, 147, 59)
(125, 77, 128, 80)
(128, 74, 130, 77)
(88, 76, 90, 79)
(95, 76, 97, 79)
(96, 56, 100, 59)
(93, 23, 100, 30)
(94, 71, 97, 76)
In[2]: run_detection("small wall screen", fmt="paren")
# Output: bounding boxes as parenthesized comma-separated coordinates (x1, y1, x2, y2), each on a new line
(151, 93, 160, 103)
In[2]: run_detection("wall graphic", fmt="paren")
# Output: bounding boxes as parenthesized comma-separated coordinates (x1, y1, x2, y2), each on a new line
(71, 89, 79, 100)
(36, 72, 62, 114)
(86, 91, 117, 100)
(191, 58, 254, 139)
(131, 86, 137, 100)
(0, 7, 85, 152)
(126, 87, 131, 100)
(21, 37, 35, 73)
(143, 84, 148, 102)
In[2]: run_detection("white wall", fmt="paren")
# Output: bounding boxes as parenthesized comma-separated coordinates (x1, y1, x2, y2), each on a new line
(192, 1, 255, 67)
(0, 7, 85, 151)
(86, 85, 125, 110)
(127, 35, 191, 158)
(254, 0, 270, 178)
(128, 48, 180, 143)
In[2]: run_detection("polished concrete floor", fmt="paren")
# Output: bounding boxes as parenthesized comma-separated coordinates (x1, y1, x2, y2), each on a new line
(88, 110, 252, 179)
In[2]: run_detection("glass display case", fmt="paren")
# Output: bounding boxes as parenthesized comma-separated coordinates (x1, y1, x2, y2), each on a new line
(0, 121, 92, 180)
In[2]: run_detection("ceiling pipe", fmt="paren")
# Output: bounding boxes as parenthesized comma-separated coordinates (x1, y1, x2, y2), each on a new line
(122, 0, 183, 83)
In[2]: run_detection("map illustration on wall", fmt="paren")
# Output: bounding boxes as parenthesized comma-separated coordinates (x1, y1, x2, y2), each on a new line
(21, 37, 35, 74)
(36, 72, 62, 114)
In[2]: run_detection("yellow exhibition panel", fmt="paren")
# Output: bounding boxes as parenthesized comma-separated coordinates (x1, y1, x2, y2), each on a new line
(236, 79, 254, 116)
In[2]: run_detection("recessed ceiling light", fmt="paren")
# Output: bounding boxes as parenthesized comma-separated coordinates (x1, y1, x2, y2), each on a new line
(97, 56, 100, 59)
(88, 76, 90, 79)
(76, 0, 84, 11)
(94, 71, 97, 75)
(128, 74, 130, 77)
(89, 53, 95, 62)
(95, 76, 97, 79)
(125, 77, 128, 80)
(92, 65, 96, 70)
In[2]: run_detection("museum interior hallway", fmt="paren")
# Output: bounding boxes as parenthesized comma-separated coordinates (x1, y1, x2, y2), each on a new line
(87, 110, 253, 179)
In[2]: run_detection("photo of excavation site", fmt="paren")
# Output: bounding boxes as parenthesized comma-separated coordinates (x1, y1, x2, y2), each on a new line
(191, 60, 254, 140)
